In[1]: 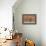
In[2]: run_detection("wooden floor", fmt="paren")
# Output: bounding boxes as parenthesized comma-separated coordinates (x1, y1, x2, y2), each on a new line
(0, 39, 16, 46)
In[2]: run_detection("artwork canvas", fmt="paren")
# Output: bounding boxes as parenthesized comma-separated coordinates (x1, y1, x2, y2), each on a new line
(22, 14, 36, 24)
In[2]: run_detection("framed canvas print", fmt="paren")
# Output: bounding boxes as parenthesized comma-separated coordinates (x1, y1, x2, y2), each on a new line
(22, 14, 37, 24)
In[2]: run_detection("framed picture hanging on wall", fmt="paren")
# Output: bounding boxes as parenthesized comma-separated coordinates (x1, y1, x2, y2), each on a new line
(22, 14, 37, 24)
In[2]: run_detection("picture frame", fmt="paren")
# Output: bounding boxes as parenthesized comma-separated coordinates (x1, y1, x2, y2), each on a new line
(22, 14, 37, 24)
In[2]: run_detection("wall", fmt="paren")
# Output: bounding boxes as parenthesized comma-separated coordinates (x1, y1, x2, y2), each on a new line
(13, 0, 41, 46)
(40, 0, 46, 46)
(0, 0, 16, 30)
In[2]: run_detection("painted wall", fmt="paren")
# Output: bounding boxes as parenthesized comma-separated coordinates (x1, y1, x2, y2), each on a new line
(13, 0, 41, 46)
(40, 0, 46, 46)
